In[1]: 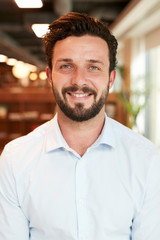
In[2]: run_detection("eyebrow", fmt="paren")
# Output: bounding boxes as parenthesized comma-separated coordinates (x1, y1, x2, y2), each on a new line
(56, 58, 104, 65)
(87, 59, 104, 66)
(56, 58, 73, 63)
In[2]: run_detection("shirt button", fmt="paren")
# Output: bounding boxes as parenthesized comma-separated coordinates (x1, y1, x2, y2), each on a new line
(78, 161, 82, 165)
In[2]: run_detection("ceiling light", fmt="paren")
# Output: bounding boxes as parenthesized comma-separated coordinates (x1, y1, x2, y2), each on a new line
(25, 63, 38, 72)
(32, 24, 49, 38)
(29, 72, 38, 81)
(7, 58, 17, 66)
(12, 61, 30, 79)
(0, 54, 8, 63)
(14, 0, 43, 8)
(39, 71, 47, 80)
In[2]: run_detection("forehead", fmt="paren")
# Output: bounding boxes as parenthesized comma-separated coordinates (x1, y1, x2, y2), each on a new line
(52, 35, 109, 62)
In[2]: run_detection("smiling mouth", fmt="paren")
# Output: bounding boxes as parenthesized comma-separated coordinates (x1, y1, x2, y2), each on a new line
(62, 86, 97, 99)
(68, 92, 92, 98)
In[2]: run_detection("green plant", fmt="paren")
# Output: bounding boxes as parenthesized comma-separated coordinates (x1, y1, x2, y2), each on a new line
(116, 65, 149, 130)
(118, 90, 148, 129)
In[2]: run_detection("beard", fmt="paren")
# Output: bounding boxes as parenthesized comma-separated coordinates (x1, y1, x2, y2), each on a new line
(51, 83, 109, 122)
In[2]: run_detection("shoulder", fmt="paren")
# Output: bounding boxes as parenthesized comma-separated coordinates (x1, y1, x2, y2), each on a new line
(107, 118, 160, 187)
(1, 119, 53, 160)
(108, 117, 159, 158)
(0, 119, 56, 178)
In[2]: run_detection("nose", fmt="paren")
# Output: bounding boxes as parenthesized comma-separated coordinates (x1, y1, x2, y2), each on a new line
(71, 67, 87, 86)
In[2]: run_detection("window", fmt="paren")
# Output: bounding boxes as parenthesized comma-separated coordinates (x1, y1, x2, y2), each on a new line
(145, 46, 160, 150)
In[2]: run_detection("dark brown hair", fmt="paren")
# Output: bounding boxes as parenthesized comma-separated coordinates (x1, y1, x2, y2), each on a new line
(43, 12, 118, 73)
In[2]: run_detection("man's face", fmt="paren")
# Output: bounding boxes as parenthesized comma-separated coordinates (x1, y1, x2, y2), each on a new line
(47, 35, 116, 121)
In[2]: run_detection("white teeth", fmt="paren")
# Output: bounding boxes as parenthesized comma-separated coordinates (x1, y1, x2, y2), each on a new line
(71, 93, 89, 98)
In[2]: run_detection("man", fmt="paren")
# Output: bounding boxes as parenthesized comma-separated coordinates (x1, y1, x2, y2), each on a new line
(0, 12, 160, 240)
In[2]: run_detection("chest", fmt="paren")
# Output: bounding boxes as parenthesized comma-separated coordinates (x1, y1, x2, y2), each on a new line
(17, 151, 138, 239)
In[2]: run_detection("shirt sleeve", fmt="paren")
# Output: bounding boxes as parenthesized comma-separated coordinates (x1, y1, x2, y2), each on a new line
(131, 151, 160, 240)
(0, 146, 29, 240)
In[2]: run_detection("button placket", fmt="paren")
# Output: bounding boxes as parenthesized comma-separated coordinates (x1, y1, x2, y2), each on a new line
(75, 158, 89, 240)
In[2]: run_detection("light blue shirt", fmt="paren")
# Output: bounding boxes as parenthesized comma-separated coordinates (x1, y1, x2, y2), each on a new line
(0, 114, 160, 240)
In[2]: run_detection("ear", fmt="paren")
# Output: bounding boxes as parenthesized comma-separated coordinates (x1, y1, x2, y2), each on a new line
(109, 70, 116, 90)
(46, 66, 52, 86)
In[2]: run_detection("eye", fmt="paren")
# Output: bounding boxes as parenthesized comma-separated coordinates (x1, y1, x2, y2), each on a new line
(90, 65, 100, 71)
(60, 64, 71, 69)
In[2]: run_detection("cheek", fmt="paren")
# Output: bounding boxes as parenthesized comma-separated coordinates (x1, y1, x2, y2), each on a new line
(51, 73, 66, 90)
(53, 71, 72, 85)
(93, 75, 109, 90)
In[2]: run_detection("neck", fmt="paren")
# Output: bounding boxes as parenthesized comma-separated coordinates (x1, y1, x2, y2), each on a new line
(57, 107, 105, 156)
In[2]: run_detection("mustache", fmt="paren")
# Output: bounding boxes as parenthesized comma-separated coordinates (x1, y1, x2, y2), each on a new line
(62, 86, 97, 96)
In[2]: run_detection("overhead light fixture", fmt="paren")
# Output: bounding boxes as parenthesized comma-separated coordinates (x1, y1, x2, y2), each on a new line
(39, 71, 47, 80)
(12, 61, 29, 79)
(25, 63, 38, 72)
(14, 0, 43, 8)
(32, 24, 49, 38)
(12, 61, 37, 79)
(29, 72, 38, 81)
(0, 54, 8, 63)
(7, 58, 17, 66)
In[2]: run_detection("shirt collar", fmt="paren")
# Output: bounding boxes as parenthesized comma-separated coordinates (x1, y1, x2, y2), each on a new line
(91, 114, 116, 148)
(45, 114, 69, 152)
(45, 113, 116, 153)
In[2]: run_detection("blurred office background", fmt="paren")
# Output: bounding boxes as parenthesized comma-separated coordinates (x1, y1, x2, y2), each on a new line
(0, 0, 160, 152)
